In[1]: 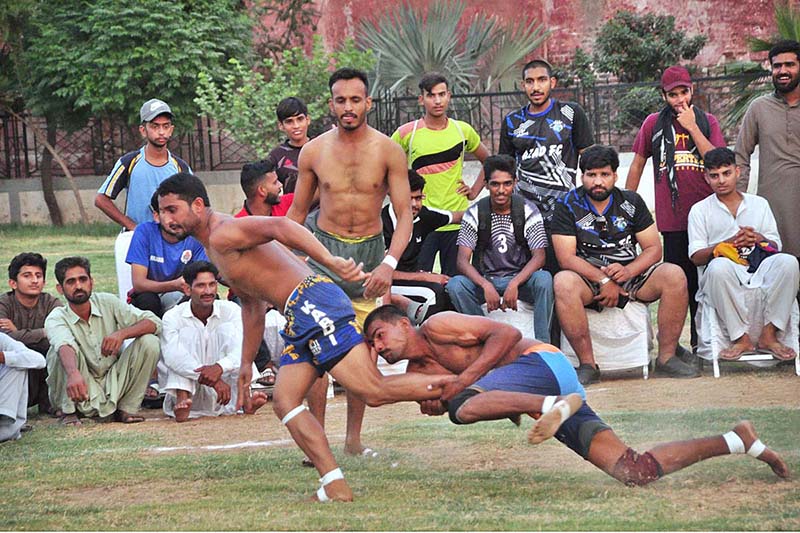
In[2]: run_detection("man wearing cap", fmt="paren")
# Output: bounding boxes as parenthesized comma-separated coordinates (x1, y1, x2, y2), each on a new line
(95, 99, 192, 301)
(625, 66, 726, 352)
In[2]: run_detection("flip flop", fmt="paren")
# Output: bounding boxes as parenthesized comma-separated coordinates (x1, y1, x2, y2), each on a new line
(59, 413, 82, 426)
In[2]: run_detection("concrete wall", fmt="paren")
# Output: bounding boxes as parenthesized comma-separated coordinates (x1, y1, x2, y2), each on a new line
(0, 171, 246, 225)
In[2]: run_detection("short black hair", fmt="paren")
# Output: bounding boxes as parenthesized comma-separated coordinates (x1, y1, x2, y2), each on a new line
(276, 97, 308, 122)
(483, 154, 517, 181)
(54, 256, 91, 285)
(703, 147, 737, 171)
(156, 172, 210, 208)
(522, 59, 554, 79)
(418, 72, 448, 94)
(363, 304, 408, 337)
(328, 67, 369, 93)
(240, 160, 277, 199)
(769, 39, 800, 63)
(150, 190, 159, 214)
(8, 252, 47, 282)
(579, 145, 618, 172)
(408, 169, 426, 192)
(182, 260, 219, 286)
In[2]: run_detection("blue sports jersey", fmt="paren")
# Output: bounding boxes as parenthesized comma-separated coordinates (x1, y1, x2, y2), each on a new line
(125, 221, 208, 282)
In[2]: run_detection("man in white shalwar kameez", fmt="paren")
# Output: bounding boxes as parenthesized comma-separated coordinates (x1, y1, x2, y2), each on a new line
(688, 147, 799, 361)
(160, 261, 259, 421)
(0, 332, 46, 442)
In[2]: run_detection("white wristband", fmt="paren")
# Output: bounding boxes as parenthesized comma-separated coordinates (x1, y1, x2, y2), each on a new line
(382, 255, 398, 270)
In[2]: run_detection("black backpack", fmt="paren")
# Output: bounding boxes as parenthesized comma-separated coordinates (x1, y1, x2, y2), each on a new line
(472, 193, 528, 272)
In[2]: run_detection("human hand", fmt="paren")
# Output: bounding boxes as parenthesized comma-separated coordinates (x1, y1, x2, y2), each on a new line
(593, 279, 627, 309)
(456, 180, 470, 197)
(601, 263, 633, 284)
(483, 282, 502, 312)
(195, 364, 223, 386)
(214, 380, 231, 406)
(66, 371, 89, 402)
(675, 104, 697, 132)
(733, 226, 759, 249)
(502, 282, 519, 311)
(100, 331, 125, 357)
(440, 374, 468, 401)
(331, 256, 366, 283)
(0, 318, 17, 333)
(363, 262, 393, 299)
(420, 272, 450, 285)
(236, 364, 253, 412)
(418, 399, 447, 416)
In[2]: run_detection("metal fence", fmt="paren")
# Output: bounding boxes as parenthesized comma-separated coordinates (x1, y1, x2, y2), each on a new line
(0, 72, 770, 180)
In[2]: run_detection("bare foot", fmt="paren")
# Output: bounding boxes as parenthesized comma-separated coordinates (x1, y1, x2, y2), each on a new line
(733, 420, 790, 479)
(312, 479, 353, 503)
(528, 393, 584, 445)
(344, 445, 378, 458)
(174, 398, 193, 423)
(114, 410, 145, 424)
(720, 335, 755, 361)
(243, 391, 268, 414)
(757, 339, 797, 361)
(59, 413, 81, 427)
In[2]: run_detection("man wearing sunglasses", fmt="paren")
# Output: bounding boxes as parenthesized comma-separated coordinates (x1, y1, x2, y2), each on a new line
(551, 145, 699, 385)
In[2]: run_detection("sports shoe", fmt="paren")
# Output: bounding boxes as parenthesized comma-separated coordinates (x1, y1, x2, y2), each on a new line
(576, 363, 600, 385)
(654, 356, 700, 378)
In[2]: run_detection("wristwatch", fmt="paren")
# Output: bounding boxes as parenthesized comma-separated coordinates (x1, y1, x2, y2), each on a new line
(598, 276, 612, 286)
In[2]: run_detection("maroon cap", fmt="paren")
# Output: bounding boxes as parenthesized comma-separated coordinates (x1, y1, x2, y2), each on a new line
(661, 66, 692, 91)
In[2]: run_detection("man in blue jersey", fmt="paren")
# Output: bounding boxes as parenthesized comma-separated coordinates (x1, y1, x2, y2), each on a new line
(364, 305, 790, 486)
(95, 99, 191, 300)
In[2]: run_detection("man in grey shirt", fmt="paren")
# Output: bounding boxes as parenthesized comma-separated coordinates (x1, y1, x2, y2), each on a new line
(735, 40, 800, 259)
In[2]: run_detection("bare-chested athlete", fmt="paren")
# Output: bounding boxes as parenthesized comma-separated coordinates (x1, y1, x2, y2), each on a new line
(364, 305, 790, 486)
(287, 68, 414, 460)
(155, 174, 452, 502)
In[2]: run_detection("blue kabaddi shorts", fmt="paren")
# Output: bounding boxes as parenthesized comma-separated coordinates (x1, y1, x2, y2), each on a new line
(470, 345, 610, 458)
(280, 275, 364, 376)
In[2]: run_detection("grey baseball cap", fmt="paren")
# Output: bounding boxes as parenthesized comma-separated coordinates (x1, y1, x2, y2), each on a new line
(140, 98, 173, 122)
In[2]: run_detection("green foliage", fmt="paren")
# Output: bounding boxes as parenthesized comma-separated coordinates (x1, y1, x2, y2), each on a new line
(252, 0, 320, 61)
(195, 35, 375, 158)
(20, 0, 253, 131)
(593, 11, 707, 82)
(558, 47, 596, 88)
(614, 85, 663, 132)
(358, 0, 549, 94)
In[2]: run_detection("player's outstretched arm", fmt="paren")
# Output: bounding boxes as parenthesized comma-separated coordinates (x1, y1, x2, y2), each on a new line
(236, 296, 267, 412)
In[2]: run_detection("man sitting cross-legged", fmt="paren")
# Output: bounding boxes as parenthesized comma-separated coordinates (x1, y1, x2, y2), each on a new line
(364, 305, 790, 485)
(551, 145, 698, 384)
(688, 147, 799, 361)
(160, 261, 264, 422)
(155, 172, 452, 502)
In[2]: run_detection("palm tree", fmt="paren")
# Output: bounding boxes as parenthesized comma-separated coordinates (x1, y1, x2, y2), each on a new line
(726, 0, 800, 128)
(357, 0, 549, 95)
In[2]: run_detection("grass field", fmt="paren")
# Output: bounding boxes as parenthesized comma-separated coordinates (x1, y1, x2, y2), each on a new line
(1, 223, 798, 530)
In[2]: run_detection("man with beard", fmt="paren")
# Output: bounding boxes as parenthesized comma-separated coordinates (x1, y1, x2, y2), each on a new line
(287, 68, 415, 461)
(736, 40, 800, 260)
(550, 145, 698, 385)
(155, 173, 451, 502)
(235, 160, 293, 218)
(45, 257, 161, 426)
(95, 99, 191, 301)
(498, 59, 595, 274)
(625, 66, 726, 351)
(126, 192, 209, 317)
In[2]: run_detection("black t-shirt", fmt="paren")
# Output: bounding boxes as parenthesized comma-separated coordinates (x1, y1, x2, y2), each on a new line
(551, 187, 654, 267)
(382, 204, 452, 272)
(268, 140, 302, 193)
(498, 99, 594, 223)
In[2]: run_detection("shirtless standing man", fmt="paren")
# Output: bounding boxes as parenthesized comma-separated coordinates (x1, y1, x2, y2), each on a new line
(156, 173, 449, 502)
(364, 305, 790, 486)
(287, 68, 414, 458)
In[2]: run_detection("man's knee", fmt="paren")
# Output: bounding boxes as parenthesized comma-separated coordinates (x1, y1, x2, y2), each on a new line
(705, 257, 740, 280)
(446, 275, 473, 295)
(134, 334, 160, 357)
(554, 271, 584, 301)
(612, 448, 664, 487)
(528, 270, 554, 292)
(655, 262, 687, 289)
(447, 388, 481, 424)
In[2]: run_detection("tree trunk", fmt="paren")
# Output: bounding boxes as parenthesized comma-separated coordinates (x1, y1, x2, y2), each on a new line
(39, 121, 63, 226)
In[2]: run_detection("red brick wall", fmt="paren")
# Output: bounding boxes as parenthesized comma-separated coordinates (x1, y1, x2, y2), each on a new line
(315, 0, 782, 70)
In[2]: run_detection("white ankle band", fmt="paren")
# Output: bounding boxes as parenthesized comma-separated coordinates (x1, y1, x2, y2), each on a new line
(281, 405, 307, 426)
(747, 439, 767, 458)
(319, 467, 344, 486)
(541, 396, 557, 414)
(723, 431, 745, 454)
(317, 485, 330, 502)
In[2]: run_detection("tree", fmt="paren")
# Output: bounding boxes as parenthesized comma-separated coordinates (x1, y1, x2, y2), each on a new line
(195, 36, 375, 158)
(357, 0, 549, 94)
(726, 0, 800, 128)
(593, 11, 707, 83)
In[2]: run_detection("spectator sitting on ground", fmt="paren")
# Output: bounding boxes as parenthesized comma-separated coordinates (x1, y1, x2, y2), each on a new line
(0, 332, 46, 442)
(45, 257, 161, 426)
(160, 261, 266, 422)
(688, 147, 799, 361)
(0, 253, 62, 415)
(551, 145, 699, 385)
(126, 192, 209, 318)
(382, 169, 463, 323)
(446, 154, 554, 342)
